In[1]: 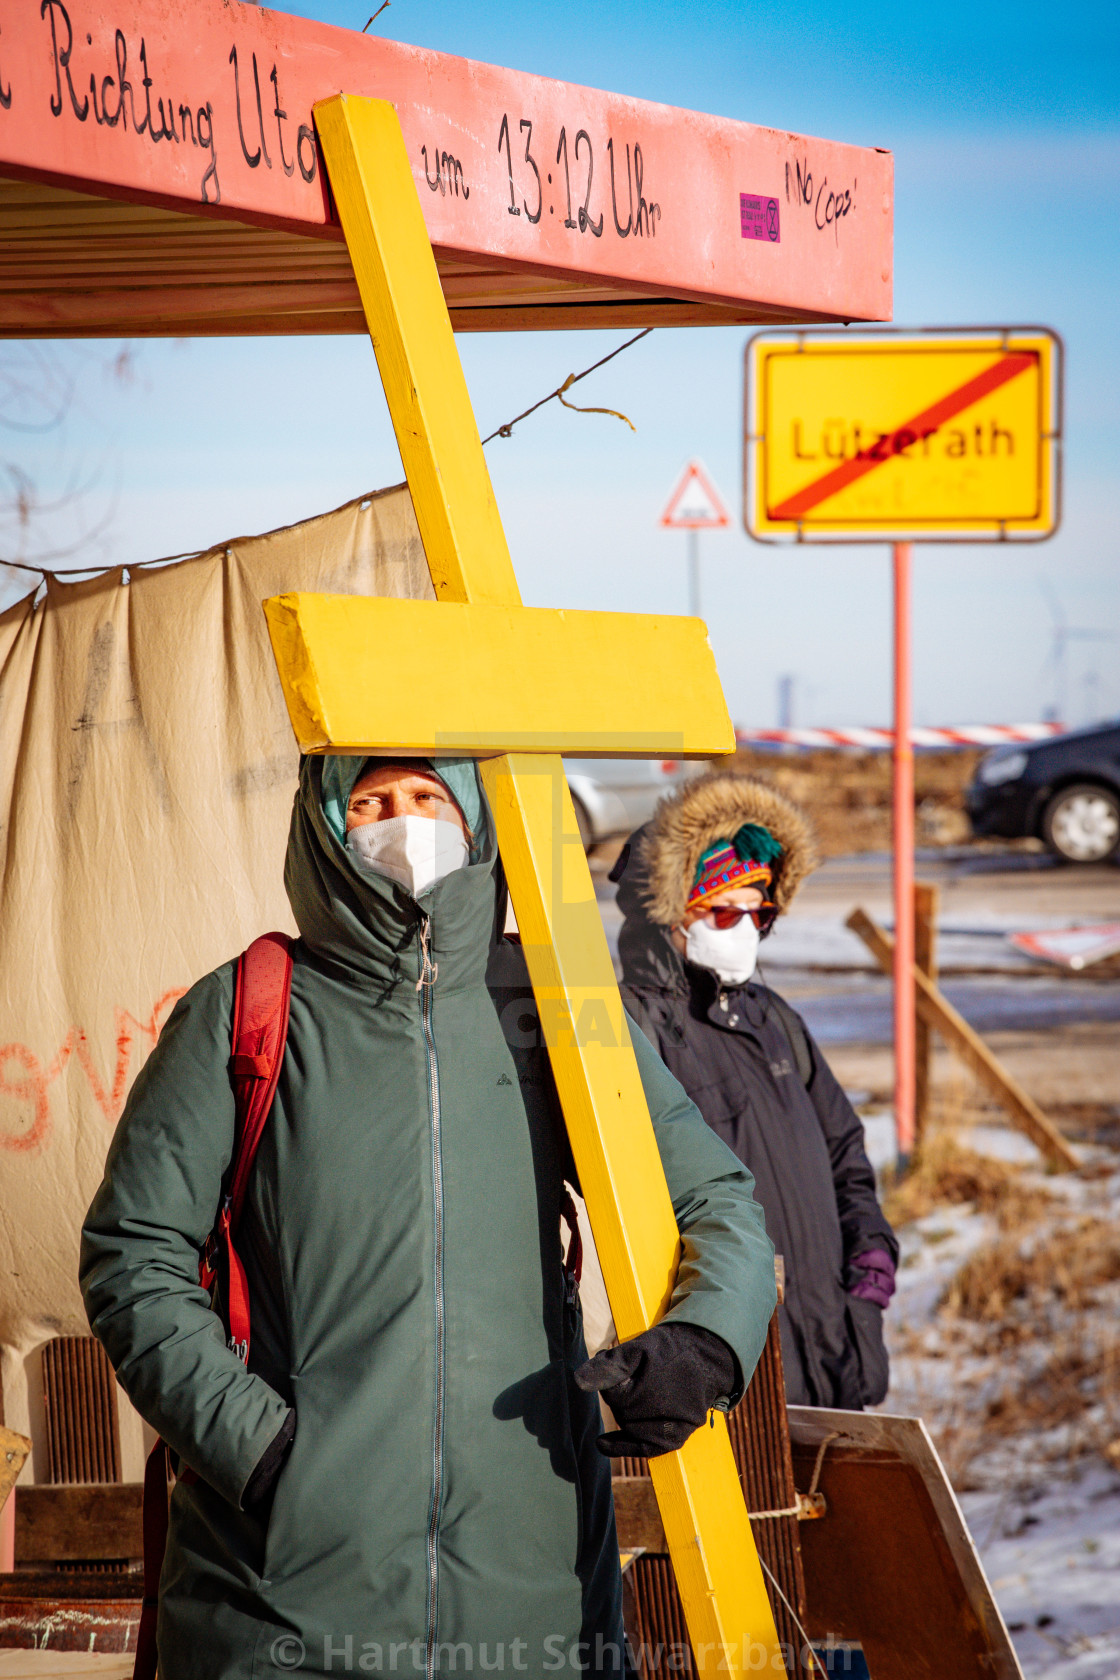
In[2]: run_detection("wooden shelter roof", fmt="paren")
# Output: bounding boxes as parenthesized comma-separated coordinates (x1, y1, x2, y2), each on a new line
(0, 0, 893, 336)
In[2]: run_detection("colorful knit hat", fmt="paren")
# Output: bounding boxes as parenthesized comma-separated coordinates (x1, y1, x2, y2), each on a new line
(688, 822, 783, 910)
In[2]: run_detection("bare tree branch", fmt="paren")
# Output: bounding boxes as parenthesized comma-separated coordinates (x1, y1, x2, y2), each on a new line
(0, 345, 136, 597)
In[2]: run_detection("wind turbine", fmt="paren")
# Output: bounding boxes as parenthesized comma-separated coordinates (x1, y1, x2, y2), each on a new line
(1038, 580, 1117, 725)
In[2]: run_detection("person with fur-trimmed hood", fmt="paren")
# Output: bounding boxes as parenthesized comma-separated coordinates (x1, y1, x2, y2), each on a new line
(613, 772, 898, 1411)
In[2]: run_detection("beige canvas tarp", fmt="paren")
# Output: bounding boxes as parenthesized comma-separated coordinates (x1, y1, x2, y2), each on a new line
(0, 485, 434, 1460)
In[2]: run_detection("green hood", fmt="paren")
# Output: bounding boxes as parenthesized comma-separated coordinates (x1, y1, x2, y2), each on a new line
(320, 754, 484, 855)
(284, 755, 507, 988)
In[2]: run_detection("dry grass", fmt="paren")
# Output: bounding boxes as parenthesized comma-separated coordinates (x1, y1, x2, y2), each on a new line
(884, 1098, 1120, 1485)
(885, 1333, 995, 1490)
(944, 1214, 1120, 1324)
(882, 1128, 1053, 1231)
(984, 1336, 1120, 1440)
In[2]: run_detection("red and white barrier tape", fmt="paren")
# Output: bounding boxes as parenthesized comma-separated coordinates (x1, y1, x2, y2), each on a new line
(736, 724, 1066, 750)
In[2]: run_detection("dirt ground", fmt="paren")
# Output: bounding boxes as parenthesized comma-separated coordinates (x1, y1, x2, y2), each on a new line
(732, 745, 987, 854)
(828, 1024, 1119, 1140)
(788, 845, 1120, 935)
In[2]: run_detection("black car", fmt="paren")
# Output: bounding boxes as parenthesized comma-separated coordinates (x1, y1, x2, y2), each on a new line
(966, 721, 1120, 863)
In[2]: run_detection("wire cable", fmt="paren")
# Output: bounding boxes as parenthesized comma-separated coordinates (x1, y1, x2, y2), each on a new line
(756, 1553, 831, 1680)
(3, 328, 654, 587)
(480, 327, 653, 444)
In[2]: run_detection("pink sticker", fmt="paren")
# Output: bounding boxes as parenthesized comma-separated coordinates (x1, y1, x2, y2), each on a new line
(740, 194, 780, 243)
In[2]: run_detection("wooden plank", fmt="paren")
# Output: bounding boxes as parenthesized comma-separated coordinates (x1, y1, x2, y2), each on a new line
(7, 303, 763, 342)
(846, 907, 1078, 1171)
(0, 281, 364, 331)
(304, 94, 785, 1679)
(612, 1476, 668, 1552)
(0, 1656, 134, 1677)
(0, 1577, 141, 1658)
(264, 594, 733, 758)
(913, 881, 939, 1150)
(0, 170, 803, 335)
(0, 1574, 142, 1600)
(14, 1484, 143, 1564)
(0, 0, 893, 337)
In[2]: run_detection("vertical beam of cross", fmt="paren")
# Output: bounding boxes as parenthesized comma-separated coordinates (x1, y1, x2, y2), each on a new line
(313, 93, 784, 1677)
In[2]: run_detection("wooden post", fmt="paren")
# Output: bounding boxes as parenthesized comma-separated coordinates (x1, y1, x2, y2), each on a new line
(846, 907, 1078, 1172)
(913, 881, 939, 1152)
(892, 542, 916, 1163)
(304, 92, 784, 1678)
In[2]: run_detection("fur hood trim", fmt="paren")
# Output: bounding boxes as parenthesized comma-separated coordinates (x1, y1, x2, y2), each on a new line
(640, 772, 818, 925)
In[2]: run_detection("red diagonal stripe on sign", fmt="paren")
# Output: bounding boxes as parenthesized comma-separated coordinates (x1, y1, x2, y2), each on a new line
(769, 351, 1037, 522)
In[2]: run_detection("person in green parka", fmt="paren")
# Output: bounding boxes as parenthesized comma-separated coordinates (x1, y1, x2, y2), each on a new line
(80, 754, 776, 1680)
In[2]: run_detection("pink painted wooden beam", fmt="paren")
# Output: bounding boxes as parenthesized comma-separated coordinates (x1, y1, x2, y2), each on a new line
(0, 0, 893, 335)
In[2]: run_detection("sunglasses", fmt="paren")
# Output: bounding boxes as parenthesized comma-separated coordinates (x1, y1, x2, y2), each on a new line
(704, 902, 778, 934)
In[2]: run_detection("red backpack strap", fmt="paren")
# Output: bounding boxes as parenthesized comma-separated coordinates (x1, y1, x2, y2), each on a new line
(198, 931, 293, 1354)
(228, 933, 294, 1226)
(220, 931, 293, 1362)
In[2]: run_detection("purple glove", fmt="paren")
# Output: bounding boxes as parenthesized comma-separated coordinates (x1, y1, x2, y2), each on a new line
(847, 1248, 896, 1309)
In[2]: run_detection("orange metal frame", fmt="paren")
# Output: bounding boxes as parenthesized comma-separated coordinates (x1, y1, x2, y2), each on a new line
(0, 0, 892, 336)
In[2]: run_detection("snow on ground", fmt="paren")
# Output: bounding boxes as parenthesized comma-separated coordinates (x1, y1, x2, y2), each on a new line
(879, 1125, 1120, 1678)
(965, 1463, 1120, 1680)
(762, 910, 1115, 975)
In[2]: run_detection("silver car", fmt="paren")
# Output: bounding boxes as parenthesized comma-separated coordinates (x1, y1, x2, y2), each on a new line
(563, 757, 701, 847)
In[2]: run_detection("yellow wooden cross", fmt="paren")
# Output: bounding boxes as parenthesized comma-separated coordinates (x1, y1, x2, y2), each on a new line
(265, 94, 785, 1678)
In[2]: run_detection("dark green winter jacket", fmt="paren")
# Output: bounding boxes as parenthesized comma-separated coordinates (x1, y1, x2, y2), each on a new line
(80, 758, 776, 1679)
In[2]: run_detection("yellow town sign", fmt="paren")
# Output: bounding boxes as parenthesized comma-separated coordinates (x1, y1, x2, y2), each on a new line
(744, 330, 1061, 542)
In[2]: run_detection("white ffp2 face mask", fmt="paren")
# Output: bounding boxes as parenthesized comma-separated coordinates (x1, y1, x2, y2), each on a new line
(683, 915, 761, 984)
(347, 815, 469, 899)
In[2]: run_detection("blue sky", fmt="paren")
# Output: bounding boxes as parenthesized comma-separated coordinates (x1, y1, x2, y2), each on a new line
(5, 0, 1119, 730)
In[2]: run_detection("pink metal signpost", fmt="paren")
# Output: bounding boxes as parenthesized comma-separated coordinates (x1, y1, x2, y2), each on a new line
(892, 542, 916, 1157)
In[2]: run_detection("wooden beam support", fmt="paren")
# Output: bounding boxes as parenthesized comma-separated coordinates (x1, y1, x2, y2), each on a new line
(613, 1477, 669, 1553)
(913, 881, 939, 1151)
(303, 92, 784, 1677)
(846, 907, 1078, 1172)
(14, 1483, 142, 1565)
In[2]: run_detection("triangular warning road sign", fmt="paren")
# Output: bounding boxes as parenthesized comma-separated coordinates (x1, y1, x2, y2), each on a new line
(659, 460, 731, 529)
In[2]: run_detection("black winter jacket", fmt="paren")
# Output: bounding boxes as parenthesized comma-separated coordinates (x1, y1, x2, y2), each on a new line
(617, 879, 897, 1410)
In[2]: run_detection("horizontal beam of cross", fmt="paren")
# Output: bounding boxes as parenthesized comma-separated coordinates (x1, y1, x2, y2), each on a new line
(264, 595, 734, 758)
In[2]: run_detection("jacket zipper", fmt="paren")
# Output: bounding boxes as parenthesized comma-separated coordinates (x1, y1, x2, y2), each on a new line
(417, 915, 444, 1680)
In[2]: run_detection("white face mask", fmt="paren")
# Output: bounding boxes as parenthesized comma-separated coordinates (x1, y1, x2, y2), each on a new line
(347, 815, 469, 899)
(683, 914, 761, 984)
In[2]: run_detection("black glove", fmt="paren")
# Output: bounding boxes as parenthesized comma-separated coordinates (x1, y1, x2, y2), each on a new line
(242, 1410, 296, 1511)
(574, 1323, 739, 1458)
